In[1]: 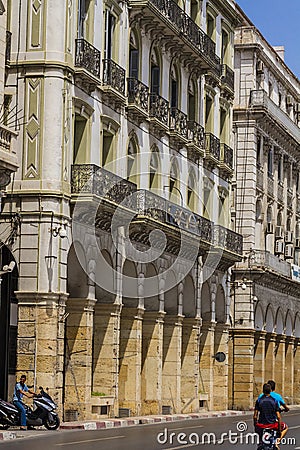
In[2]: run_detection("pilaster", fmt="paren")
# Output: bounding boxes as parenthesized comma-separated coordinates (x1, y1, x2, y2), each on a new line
(199, 321, 216, 410)
(232, 328, 254, 410)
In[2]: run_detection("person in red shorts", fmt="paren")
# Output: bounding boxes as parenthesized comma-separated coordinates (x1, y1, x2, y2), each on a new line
(253, 383, 288, 450)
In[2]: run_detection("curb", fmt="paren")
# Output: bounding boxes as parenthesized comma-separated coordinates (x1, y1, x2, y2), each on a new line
(0, 431, 17, 441)
(60, 410, 248, 430)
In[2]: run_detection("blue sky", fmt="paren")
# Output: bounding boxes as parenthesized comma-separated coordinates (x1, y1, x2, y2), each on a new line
(236, 0, 300, 79)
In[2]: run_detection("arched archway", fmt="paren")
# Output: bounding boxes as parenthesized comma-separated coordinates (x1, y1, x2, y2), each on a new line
(201, 281, 211, 322)
(265, 305, 275, 333)
(254, 303, 264, 331)
(275, 309, 284, 335)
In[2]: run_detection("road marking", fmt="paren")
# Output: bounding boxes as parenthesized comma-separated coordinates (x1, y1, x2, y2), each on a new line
(165, 444, 196, 449)
(289, 425, 300, 429)
(56, 435, 125, 446)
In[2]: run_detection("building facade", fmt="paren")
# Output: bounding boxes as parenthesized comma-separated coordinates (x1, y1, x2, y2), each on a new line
(232, 7, 300, 409)
(0, 0, 246, 419)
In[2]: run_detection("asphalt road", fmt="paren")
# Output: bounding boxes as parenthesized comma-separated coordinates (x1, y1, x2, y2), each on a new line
(1, 411, 300, 450)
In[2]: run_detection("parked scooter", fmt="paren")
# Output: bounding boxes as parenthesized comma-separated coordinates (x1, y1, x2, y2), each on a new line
(0, 387, 60, 430)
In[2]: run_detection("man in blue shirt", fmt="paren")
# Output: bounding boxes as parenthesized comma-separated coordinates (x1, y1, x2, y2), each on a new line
(258, 380, 289, 412)
(13, 375, 36, 430)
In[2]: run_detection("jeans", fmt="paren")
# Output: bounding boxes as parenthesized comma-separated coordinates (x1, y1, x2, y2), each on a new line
(13, 401, 26, 427)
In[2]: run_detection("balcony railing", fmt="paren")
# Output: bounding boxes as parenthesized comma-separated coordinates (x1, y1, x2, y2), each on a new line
(221, 64, 234, 91)
(102, 59, 126, 96)
(130, 0, 219, 70)
(249, 249, 291, 278)
(170, 108, 188, 140)
(205, 132, 220, 161)
(220, 143, 233, 170)
(75, 39, 101, 78)
(71, 165, 243, 256)
(5, 31, 12, 66)
(250, 90, 300, 143)
(71, 164, 137, 203)
(127, 78, 149, 113)
(149, 93, 169, 127)
(213, 225, 243, 255)
(187, 121, 205, 149)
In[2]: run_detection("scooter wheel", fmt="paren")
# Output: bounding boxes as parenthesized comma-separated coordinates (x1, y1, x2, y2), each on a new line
(44, 415, 60, 430)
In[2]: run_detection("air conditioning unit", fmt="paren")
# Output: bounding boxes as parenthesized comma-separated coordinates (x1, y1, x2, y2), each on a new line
(285, 231, 293, 243)
(285, 244, 294, 259)
(286, 95, 294, 106)
(275, 240, 284, 255)
(295, 238, 300, 249)
(275, 226, 284, 240)
(256, 61, 264, 74)
(266, 223, 274, 234)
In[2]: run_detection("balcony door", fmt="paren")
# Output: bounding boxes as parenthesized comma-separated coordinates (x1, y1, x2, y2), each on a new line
(78, 0, 90, 38)
(104, 10, 115, 60)
(150, 48, 160, 95)
(129, 32, 139, 80)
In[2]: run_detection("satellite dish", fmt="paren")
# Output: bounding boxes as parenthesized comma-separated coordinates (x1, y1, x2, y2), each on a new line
(214, 352, 226, 363)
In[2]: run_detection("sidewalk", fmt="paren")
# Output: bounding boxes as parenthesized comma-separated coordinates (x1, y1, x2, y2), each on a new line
(0, 409, 251, 441)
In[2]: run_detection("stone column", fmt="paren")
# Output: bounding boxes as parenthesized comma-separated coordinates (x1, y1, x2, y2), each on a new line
(199, 321, 215, 410)
(265, 333, 276, 381)
(213, 323, 229, 410)
(64, 298, 95, 420)
(293, 340, 300, 403)
(92, 303, 121, 417)
(284, 337, 294, 404)
(232, 328, 255, 410)
(181, 318, 201, 413)
(274, 335, 285, 395)
(15, 292, 67, 414)
(253, 331, 266, 398)
(162, 315, 183, 414)
(141, 311, 165, 415)
(119, 307, 144, 416)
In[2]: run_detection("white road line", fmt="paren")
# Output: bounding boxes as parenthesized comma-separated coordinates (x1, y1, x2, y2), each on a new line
(55, 435, 125, 446)
(288, 425, 300, 429)
(170, 425, 204, 431)
(165, 444, 197, 450)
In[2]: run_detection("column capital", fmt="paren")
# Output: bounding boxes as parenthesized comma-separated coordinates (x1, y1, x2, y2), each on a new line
(15, 291, 68, 306)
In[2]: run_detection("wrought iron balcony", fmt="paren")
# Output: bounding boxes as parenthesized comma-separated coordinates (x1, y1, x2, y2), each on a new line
(205, 132, 220, 165)
(74, 39, 101, 84)
(186, 121, 205, 161)
(149, 93, 169, 130)
(127, 78, 149, 119)
(220, 143, 233, 173)
(213, 225, 243, 256)
(220, 64, 234, 92)
(169, 107, 188, 143)
(250, 90, 300, 144)
(267, 175, 274, 198)
(5, 31, 12, 66)
(71, 164, 137, 203)
(102, 59, 126, 102)
(128, 0, 220, 72)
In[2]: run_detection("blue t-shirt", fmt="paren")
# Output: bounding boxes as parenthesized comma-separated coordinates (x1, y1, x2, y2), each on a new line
(258, 391, 284, 407)
(255, 395, 280, 424)
(13, 382, 28, 402)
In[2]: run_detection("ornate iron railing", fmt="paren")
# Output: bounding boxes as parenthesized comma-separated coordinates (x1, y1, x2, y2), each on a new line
(170, 108, 188, 139)
(5, 31, 12, 65)
(205, 132, 220, 161)
(277, 183, 284, 204)
(138, 0, 219, 70)
(267, 176, 274, 197)
(250, 90, 300, 143)
(220, 143, 233, 169)
(127, 78, 149, 112)
(71, 164, 137, 203)
(75, 39, 101, 78)
(149, 93, 169, 126)
(187, 121, 205, 149)
(213, 225, 243, 255)
(102, 59, 126, 96)
(221, 64, 234, 90)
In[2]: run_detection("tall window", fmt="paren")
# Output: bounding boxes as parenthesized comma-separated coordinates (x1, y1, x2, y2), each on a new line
(188, 78, 197, 121)
(102, 131, 113, 167)
(256, 135, 261, 166)
(129, 32, 139, 79)
(73, 114, 87, 164)
(127, 138, 139, 185)
(221, 29, 229, 64)
(267, 148, 273, 177)
(170, 64, 180, 110)
(207, 14, 214, 40)
(169, 160, 180, 204)
(187, 171, 196, 210)
(278, 154, 283, 183)
(205, 94, 213, 132)
(149, 147, 160, 190)
(78, 0, 89, 38)
(220, 107, 228, 143)
(190, 0, 199, 23)
(150, 48, 160, 95)
(104, 10, 115, 60)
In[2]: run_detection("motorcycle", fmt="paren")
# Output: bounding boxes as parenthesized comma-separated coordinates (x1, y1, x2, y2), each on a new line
(0, 386, 60, 430)
(257, 427, 279, 450)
